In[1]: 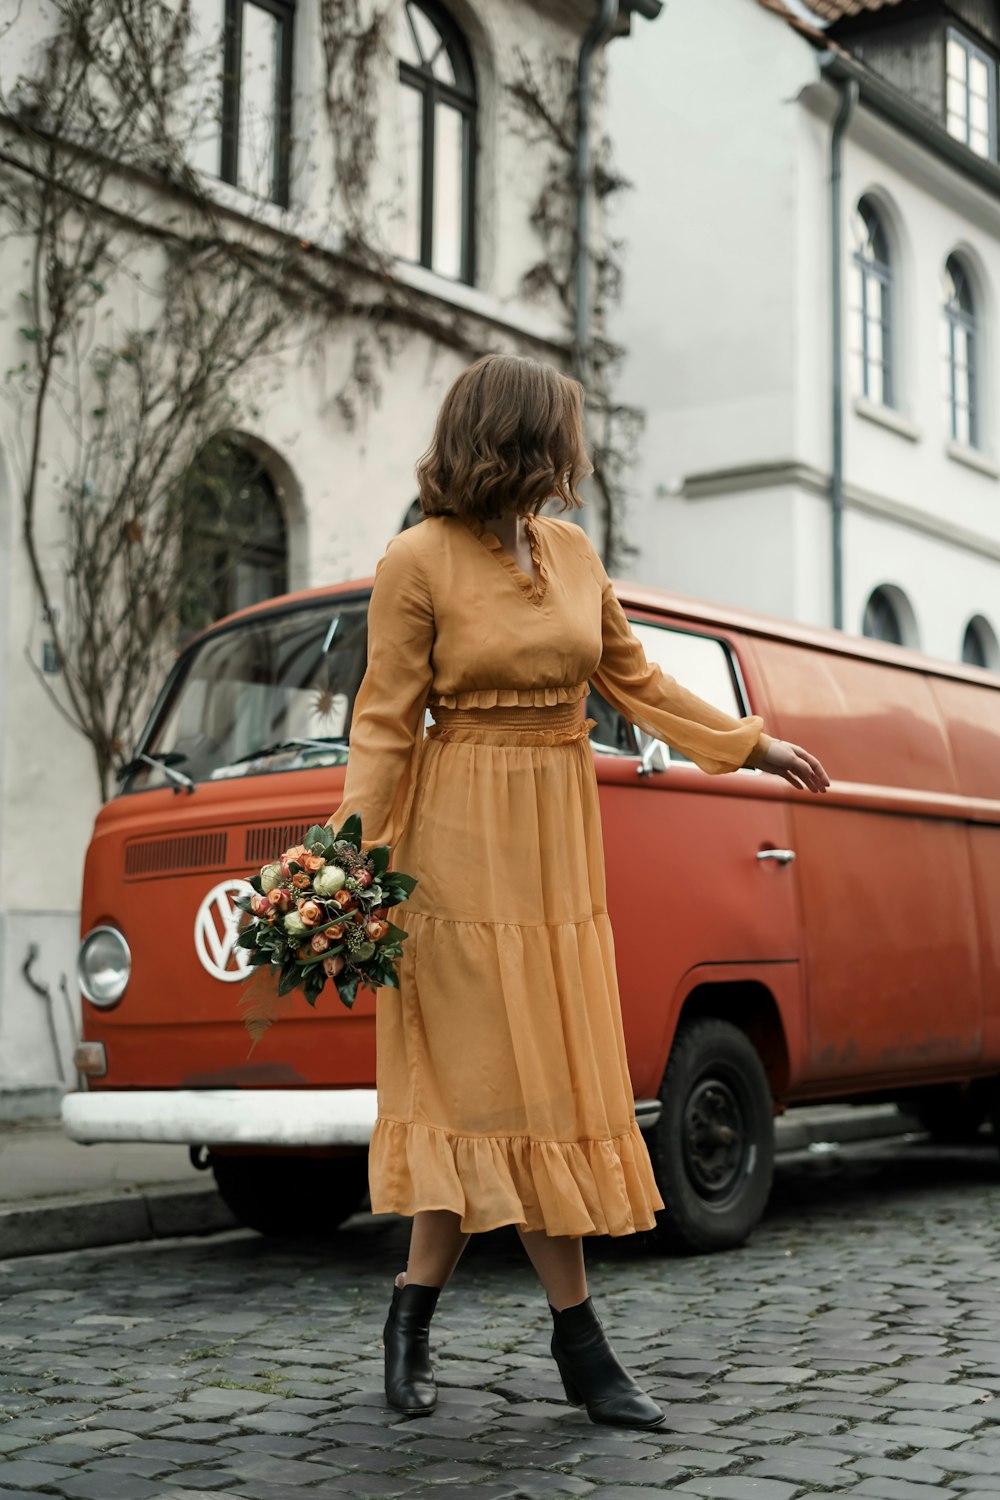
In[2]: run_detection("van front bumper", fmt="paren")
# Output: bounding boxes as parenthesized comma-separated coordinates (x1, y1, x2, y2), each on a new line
(61, 1088, 380, 1147)
(61, 1089, 663, 1148)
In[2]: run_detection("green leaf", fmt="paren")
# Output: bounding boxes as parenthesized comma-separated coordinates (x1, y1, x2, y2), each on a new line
(248, 875, 263, 894)
(390, 872, 417, 897)
(336, 972, 360, 1009)
(379, 968, 399, 989)
(335, 812, 362, 846)
(277, 966, 302, 997)
(232, 894, 253, 912)
(354, 940, 375, 962)
(304, 823, 332, 851)
(235, 928, 258, 950)
(369, 845, 390, 877)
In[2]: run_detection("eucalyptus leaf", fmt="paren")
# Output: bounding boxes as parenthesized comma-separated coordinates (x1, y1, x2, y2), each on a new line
(335, 812, 363, 846)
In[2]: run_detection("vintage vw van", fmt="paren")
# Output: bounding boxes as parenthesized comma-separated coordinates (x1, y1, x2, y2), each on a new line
(62, 572, 1000, 1253)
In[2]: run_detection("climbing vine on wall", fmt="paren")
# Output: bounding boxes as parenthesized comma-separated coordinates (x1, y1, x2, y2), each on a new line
(0, 0, 480, 800)
(507, 48, 640, 570)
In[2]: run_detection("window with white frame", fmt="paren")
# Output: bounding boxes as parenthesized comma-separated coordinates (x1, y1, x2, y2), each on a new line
(961, 614, 999, 670)
(396, 0, 477, 284)
(946, 28, 997, 160)
(943, 254, 979, 449)
(850, 198, 895, 409)
(220, 0, 294, 206)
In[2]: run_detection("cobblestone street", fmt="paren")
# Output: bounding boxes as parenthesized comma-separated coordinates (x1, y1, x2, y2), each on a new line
(3, 1140, 1000, 1500)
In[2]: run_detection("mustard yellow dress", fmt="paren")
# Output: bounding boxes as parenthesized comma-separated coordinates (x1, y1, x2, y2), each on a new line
(326, 513, 772, 1238)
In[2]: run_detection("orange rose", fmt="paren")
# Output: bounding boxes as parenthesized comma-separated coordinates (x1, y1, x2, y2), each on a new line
(323, 954, 345, 978)
(326, 922, 345, 942)
(310, 931, 331, 954)
(331, 890, 356, 912)
(365, 919, 389, 942)
(300, 851, 326, 873)
(250, 892, 270, 917)
(297, 899, 322, 926)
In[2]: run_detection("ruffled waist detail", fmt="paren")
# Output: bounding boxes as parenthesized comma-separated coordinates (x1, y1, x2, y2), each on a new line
(426, 700, 596, 747)
(368, 1116, 664, 1237)
(428, 683, 591, 711)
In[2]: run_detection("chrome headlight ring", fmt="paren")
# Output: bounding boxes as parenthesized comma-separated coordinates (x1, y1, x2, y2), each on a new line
(77, 925, 132, 1008)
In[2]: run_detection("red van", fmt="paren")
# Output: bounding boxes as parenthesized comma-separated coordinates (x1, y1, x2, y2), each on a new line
(62, 573, 1000, 1253)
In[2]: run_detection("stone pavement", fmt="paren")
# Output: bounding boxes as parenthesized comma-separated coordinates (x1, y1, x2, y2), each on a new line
(2, 1138, 1000, 1499)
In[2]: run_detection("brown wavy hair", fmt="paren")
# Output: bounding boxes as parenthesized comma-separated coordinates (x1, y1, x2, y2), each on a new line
(416, 354, 592, 519)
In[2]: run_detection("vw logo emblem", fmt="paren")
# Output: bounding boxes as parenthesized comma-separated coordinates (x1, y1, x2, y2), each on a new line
(194, 878, 255, 982)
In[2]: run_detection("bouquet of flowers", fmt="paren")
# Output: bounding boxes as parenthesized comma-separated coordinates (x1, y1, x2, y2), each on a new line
(234, 814, 416, 1046)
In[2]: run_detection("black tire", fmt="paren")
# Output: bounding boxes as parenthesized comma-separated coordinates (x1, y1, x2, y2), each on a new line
(909, 1085, 988, 1144)
(210, 1153, 370, 1238)
(646, 1017, 775, 1254)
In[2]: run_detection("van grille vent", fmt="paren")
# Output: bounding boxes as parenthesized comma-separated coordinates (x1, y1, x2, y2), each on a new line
(245, 821, 327, 867)
(124, 831, 228, 879)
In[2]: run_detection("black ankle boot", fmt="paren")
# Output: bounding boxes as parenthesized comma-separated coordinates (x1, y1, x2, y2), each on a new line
(383, 1282, 441, 1415)
(549, 1296, 665, 1430)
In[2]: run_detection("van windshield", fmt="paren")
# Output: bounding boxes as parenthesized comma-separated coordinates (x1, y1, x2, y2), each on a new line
(121, 598, 370, 794)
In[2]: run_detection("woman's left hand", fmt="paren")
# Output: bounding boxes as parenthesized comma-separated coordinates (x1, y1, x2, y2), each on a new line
(760, 739, 830, 794)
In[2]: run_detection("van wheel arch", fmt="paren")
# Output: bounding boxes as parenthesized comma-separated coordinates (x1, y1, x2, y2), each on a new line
(668, 979, 791, 1098)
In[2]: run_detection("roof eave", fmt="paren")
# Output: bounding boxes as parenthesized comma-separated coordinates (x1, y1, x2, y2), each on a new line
(819, 47, 1000, 199)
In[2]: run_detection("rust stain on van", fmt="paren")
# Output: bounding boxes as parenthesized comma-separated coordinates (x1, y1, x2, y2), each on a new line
(181, 1062, 307, 1088)
(810, 1038, 859, 1071)
(878, 1036, 975, 1068)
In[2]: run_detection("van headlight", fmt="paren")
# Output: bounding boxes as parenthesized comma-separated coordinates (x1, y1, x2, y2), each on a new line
(78, 926, 132, 1008)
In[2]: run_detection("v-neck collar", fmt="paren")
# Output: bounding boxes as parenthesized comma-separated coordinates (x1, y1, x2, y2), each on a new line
(463, 514, 548, 605)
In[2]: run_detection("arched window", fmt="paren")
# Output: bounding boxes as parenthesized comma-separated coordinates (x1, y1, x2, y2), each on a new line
(944, 255, 979, 448)
(962, 614, 999, 670)
(862, 584, 918, 648)
(397, 0, 476, 284)
(851, 198, 894, 408)
(176, 437, 288, 644)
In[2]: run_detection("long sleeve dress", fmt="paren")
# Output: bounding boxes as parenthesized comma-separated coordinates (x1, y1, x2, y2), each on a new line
(325, 512, 773, 1239)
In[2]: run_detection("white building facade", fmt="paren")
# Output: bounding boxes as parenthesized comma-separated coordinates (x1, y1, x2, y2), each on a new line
(0, 0, 658, 1113)
(609, 0, 1000, 669)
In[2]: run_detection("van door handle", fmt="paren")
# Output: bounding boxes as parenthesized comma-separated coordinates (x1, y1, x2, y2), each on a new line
(756, 848, 796, 864)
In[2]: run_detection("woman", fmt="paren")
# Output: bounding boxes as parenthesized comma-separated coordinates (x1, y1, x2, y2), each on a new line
(325, 354, 830, 1431)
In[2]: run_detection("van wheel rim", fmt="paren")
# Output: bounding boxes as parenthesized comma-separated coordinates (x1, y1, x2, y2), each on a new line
(682, 1077, 748, 1203)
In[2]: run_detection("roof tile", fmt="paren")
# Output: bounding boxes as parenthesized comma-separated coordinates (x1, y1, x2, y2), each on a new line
(801, 0, 916, 19)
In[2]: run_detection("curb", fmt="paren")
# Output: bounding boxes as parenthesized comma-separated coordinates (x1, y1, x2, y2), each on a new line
(0, 1182, 238, 1260)
(0, 1105, 933, 1260)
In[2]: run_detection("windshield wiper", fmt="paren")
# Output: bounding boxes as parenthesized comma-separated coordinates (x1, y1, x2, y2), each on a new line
(227, 736, 349, 767)
(117, 751, 196, 794)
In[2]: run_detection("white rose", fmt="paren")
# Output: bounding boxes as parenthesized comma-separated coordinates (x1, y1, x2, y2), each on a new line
(313, 864, 347, 897)
(283, 910, 308, 937)
(260, 862, 283, 893)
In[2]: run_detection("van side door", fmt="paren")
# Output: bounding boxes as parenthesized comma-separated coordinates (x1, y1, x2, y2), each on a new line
(749, 638, 982, 1084)
(590, 618, 801, 1100)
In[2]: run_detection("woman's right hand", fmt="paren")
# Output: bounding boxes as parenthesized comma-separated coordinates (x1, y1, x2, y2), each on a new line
(760, 739, 830, 794)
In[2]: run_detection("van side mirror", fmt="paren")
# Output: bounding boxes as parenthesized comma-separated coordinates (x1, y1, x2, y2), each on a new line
(636, 732, 669, 777)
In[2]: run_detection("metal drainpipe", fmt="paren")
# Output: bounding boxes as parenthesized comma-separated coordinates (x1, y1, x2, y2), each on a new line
(575, 0, 620, 385)
(829, 70, 858, 631)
